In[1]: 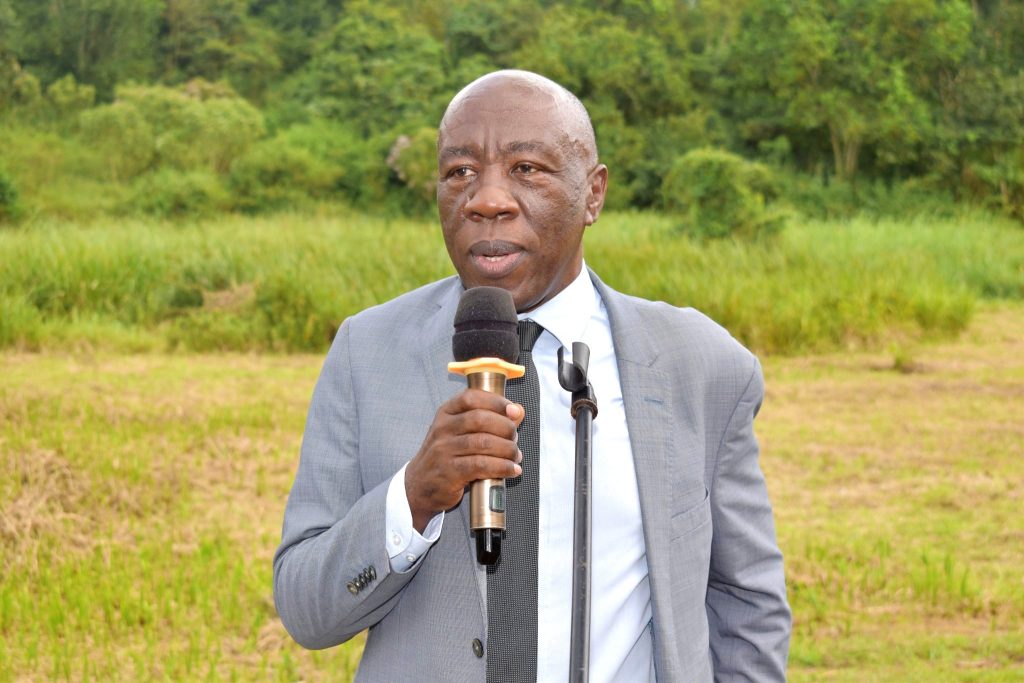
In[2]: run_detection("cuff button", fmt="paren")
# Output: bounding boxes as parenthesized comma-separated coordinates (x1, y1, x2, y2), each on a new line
(472, 638, 484, 658)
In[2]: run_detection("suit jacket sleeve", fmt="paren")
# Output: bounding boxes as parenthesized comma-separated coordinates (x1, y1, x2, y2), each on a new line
(706, 357, 791, 681)
(272, 319, 421, 649)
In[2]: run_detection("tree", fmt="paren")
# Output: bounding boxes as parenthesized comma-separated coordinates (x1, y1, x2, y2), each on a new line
(159, 0, 281, 100)
(7, 0, 161, 100)
(286, 0, 448, 136)
(247, 0, 343, 74)
(720, 0, 973, 181)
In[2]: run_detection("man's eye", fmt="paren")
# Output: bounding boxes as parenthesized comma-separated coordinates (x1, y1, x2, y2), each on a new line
(514, 163, 538, 175)
(447, 166, 475, 179)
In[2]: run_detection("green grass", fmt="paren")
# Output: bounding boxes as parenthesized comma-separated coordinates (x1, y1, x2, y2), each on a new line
(1, 305, 1021, 681)
(1, 209, 1021, 354)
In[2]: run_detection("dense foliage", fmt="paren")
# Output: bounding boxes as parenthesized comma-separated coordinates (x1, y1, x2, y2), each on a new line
(1, 0, 1023, 223)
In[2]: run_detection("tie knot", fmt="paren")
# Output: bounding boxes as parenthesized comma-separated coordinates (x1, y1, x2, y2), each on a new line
(517, 320, 544, 353)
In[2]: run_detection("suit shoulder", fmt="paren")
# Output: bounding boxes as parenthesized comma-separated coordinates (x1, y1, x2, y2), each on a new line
(609, 289, 758, 388)
(615, 290, 753, 356)
(340, 277, 458, 336)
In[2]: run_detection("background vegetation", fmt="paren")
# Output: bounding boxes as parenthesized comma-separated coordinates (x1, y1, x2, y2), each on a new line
(2, 1, 1023, 681)
(1, 0, 1024, 225)
(1, 210, 1023, 356)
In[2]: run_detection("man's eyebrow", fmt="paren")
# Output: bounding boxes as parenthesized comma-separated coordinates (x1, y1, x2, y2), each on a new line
(439, 146, 476, 162)
(502, 140, 549, 155)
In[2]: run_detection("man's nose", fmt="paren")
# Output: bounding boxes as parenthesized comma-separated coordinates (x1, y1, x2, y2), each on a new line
(464, 170, 519, 221)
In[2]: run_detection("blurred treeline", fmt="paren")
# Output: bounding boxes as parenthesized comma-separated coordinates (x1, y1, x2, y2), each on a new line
(1, 0, 1023, 224)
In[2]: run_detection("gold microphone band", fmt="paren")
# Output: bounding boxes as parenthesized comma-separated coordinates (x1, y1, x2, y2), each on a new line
(447, 357, 526, 379)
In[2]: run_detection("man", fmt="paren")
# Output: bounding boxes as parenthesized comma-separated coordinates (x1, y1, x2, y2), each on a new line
(274, 70, 790, 681)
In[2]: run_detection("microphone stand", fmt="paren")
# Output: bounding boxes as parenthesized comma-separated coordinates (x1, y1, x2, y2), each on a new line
(558, 343, 598, 683)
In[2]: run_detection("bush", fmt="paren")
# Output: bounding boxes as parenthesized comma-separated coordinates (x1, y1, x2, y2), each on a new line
(263, 121, 393, 210)
(660, 148, 786, 240)
(45, 74, 95, 119)
(116, 80, 265, 172)
(78, 102, 156, 181)
(0, 171, 21, 223)
(130, 169, 230, 218)
(228, 137, 341, 212)
(0, 56, 41, 116)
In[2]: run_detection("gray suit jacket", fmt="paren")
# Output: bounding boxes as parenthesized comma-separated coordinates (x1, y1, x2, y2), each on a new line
(273, 270, 791, 681)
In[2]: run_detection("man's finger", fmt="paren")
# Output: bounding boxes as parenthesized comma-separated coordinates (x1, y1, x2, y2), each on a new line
(451, 408, 518, 439)
(505, 402, 525, 426)
(443, 388, 510, 416)
(453, 432, 520, 460)
(456, 454, 523, 481)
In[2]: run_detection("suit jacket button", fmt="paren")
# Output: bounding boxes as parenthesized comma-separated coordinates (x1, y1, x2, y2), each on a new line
(472, 638, 484, 658)
(368, 565, 376, 580)
(346, 581, 358, 595)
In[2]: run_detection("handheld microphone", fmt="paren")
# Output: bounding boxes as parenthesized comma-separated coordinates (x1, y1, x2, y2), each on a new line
(448, 286, 525, 565)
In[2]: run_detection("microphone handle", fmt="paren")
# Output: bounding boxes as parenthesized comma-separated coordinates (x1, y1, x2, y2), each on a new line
(466, 369, 509, 565)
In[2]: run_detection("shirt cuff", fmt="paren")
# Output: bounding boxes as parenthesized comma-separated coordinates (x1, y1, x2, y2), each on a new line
(386, 462, 444, 573)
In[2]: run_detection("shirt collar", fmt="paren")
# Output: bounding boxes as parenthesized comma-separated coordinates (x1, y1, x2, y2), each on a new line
(518, 262, 597, 350)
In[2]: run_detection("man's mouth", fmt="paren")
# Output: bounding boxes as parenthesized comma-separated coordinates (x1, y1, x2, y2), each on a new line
(469, 241, 524, 278)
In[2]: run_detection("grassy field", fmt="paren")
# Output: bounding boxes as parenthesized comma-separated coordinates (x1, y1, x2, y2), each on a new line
(3, 209, 1023, 354)
(766, 303, 1024, 681)
(1, 207, 1022, 679)
(2, 301, 1021, 680)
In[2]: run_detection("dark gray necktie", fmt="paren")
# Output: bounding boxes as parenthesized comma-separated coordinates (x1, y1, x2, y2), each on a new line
(487, 320, 543, 682)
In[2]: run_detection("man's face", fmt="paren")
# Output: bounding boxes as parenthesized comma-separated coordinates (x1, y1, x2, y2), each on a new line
(436, 81, 606, 313)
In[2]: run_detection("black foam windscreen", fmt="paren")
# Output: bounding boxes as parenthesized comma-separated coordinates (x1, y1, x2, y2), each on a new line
(452, 286, 519, 363)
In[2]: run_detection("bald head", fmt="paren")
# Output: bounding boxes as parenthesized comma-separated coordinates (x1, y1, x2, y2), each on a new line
(439, 70, 598, 167)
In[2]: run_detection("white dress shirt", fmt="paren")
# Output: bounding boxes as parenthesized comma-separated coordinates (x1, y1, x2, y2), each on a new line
(386, 265, 654, 682)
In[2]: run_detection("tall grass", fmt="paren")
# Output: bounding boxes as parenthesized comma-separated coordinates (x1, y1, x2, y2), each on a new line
(593, 211, 1023, 353)
(1, 209, 1021, 354)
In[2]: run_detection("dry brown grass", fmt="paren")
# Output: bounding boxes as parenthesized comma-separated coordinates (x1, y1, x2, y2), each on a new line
(1, 304, 1022, 681)
(760, 303, 1024, 680)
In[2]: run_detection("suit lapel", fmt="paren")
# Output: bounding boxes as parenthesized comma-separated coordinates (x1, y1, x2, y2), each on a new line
(420, 287, 461, 410)
(418, 280, 491, 622)
(592, 271, 678, 677)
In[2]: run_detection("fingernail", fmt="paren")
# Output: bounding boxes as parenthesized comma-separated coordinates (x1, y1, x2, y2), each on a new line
(516, 449, 523, 464)
(513, 464, 523, 476)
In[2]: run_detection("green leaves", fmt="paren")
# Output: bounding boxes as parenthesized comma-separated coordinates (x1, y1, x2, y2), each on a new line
(0, 0, 1022, 221)
(660, 147, 787, 241)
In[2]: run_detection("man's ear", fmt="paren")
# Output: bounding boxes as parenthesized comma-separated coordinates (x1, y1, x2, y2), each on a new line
(584, 164, 608, 226)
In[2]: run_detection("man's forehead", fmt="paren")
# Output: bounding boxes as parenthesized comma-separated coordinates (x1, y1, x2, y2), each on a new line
(442, 86, 569, 131)
(439, 70, 597, 164)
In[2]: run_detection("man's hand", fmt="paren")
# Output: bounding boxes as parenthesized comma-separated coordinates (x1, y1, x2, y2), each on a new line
(405, 389, 525, 533)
